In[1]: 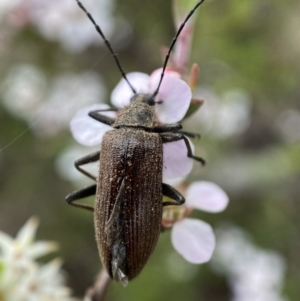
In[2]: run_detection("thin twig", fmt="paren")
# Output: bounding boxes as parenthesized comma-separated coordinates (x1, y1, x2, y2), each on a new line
(84, 269, 111, 301)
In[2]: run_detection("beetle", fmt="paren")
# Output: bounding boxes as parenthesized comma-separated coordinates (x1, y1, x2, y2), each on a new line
(66, 0, 206, 286)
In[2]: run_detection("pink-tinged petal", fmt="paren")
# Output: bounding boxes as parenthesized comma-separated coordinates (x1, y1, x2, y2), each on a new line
(149, 68, 181, 89)
(163, 139, 194, 179)
(111, 72, 150, 108)
(172, 218, 216, 264)
(163, 176, 187, 187)
(186, 181, 229, 213)
(70, 104, 116, 146)
(151, 75, 192, 123)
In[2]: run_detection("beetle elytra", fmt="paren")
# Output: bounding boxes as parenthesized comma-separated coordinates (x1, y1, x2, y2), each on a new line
(66, 0, 206, 286)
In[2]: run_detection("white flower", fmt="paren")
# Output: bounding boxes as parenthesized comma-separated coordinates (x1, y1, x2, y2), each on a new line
(70, 69, 196, 180)
(0, 217, 77, 301)
(163, 181, 229, 264)
(0, 217, 58, 263)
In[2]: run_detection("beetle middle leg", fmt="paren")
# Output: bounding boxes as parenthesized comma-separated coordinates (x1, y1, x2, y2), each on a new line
(75, 151, 100, 181)
(160, 132, 205, 165)
(65, 184, 96, 211)
(162, 183, 185, 206)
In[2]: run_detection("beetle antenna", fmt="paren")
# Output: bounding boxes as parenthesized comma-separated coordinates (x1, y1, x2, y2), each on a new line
(75, 0, 137, 94)
(152, 0, 206, 97)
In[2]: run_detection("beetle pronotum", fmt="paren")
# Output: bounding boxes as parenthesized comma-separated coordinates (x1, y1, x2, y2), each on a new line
(66, 0, 206, 286)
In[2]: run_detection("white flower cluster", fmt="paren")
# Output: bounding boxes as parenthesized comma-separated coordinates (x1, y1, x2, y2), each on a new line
(211, 226, 289, 301)
(0, 217, 77, 301)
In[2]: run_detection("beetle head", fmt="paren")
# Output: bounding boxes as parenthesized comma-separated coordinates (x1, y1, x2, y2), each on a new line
(113, 94, 157, 129)
(130, 94, 155, 106)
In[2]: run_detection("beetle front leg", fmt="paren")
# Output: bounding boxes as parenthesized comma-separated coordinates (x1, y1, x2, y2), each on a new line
(152, 123, 182, 133)
(75, 151, 100, 181)
(89, 109, 117, 125)
(160, 133, 205, 165)
(162, 183, 185, 206)
(65, 184, 96, 212)
(178, 131, 201, 139)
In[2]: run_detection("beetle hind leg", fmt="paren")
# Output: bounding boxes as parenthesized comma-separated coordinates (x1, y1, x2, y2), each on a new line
(162, 183, 185, 206)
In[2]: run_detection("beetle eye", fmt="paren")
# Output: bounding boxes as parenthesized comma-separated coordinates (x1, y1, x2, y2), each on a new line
(145, 97, 155, 106)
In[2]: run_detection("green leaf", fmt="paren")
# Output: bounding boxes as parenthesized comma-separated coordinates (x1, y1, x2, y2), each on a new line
(183, 98, 204, 120)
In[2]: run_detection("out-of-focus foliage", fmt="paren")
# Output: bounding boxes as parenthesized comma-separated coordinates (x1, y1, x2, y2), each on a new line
(0, 0, 299, 300)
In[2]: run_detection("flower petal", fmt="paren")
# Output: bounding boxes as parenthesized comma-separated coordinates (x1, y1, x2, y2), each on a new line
(16, 217, 39, 247)
(186, 181, 229, 213)
(149, 68, 181, 86)
(163, 176, 187, 187)
(111, 72, 150, 108)
(25, 241, 59, 259)
(150, 75, 192, 123)
(70, 104, 115, 146)
(0, 231, 13, 255)
(172, 218, 216, 264)
(163, 139, 194, 179)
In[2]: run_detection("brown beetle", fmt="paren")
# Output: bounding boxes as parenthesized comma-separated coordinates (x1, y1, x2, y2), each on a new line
(66, 0, 206, 286)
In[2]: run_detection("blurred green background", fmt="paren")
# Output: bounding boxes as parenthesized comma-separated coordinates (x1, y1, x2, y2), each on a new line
(0, 0, 299, 300)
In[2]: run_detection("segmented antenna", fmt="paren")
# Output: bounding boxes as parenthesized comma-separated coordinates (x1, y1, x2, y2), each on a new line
(75, 0, 136, 94)
(152, 0, 206, 97)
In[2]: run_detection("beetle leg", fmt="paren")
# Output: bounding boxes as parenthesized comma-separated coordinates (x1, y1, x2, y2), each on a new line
(152, 123, 201, 138)
(89, 109, 116, 125)
(152, 123, 182, 133)
(105, 179, 125, 231)
(75, 151, 100, 181)
(160, 132, 205, 165)
(65, 184, 96, 212)
(162, 183, 185, 206)
(177, 131, 201, 139)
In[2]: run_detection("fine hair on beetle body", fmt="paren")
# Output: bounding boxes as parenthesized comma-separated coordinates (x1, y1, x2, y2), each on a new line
(66, 0, 206, 286)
